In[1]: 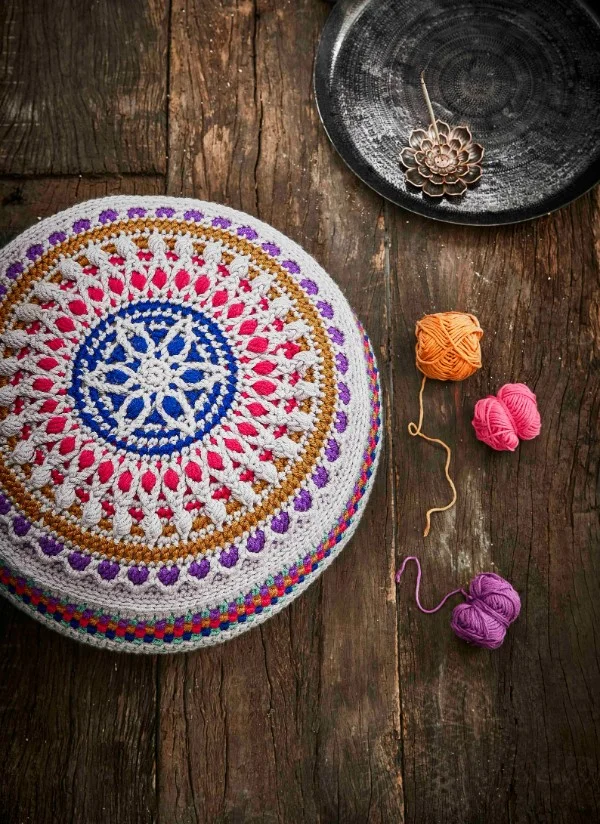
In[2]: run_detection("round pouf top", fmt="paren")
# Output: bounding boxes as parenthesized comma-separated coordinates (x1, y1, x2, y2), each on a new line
(0, 197, 381, 652)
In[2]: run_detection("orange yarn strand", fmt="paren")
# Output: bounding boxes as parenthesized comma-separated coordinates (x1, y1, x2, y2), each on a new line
(410, 312, 483, 537)
(408, 375, 457, 537)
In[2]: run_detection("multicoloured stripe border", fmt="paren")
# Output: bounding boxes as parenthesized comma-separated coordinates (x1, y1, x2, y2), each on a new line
(0, 323, 381, 650)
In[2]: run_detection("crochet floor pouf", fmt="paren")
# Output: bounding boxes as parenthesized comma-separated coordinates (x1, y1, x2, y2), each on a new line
(0, 197, 381, 652)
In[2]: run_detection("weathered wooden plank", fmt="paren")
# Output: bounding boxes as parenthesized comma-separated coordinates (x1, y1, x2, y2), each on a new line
(0, 602, 158, 824)
(0, 0, 168, 175)
(0, 175, 165, 243)
(388, 191, 600, 823)
(161, 1, 403, 822)
(0, 174, 165, 824)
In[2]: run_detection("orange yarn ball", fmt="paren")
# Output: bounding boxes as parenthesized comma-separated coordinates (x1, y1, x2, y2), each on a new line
(415, 312, 483, 381)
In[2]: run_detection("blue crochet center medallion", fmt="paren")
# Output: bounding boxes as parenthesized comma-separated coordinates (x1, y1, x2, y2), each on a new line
(70, 300, 238, 456)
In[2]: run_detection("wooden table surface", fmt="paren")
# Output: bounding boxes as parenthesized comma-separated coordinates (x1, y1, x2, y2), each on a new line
(0, 1, 598, 822)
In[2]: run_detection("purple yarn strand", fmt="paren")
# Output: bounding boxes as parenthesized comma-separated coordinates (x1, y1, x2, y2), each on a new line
(395, 556, 465, 614)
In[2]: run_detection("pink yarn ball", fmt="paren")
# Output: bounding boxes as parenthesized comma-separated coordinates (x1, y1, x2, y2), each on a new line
(472, 383, 541, 451)
(450, 573, 521, 649)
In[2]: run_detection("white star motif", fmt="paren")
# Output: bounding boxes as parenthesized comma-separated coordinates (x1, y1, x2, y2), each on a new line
(83, 316, 229, 438)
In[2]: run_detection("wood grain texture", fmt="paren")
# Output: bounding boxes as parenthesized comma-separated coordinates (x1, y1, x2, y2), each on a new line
(0, 600, 158, 824)
(0, 0, 168, 175)
(0, 0, 599, 822)
(0, 175, 165, 244)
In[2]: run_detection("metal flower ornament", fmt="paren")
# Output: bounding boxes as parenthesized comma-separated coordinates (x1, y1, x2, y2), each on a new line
(401, 73, 484, 197)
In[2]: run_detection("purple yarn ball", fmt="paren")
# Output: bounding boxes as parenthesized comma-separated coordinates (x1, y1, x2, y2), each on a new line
(451, 573, 521, 650)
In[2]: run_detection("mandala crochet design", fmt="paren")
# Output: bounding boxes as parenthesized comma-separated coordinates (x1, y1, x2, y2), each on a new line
(0, 198, 382, 652)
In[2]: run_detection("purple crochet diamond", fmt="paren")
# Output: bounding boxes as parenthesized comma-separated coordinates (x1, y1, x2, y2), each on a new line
(68, 551, 91, 571)
(99, 209, 118, 224)
(282, 259, 300, 274)
(294, 489, 312, 512)
(127, 207, 146, 219)
(300, 278, 318, 295)
(325, 439, 340, 462)
(328, 327, 345, 345)
(26, 244, 44, 261)
(0, 495, 11, 515)
(156, 207, 175, 218)
(13, 516, 31, 536)
(271, 511, 290, 534)
(338, 382, 351, 404)
(73, 218, 91, 233)
(237, 226, 258, 240)
(219, 545, 239, 568)
(6, 262, 24, 280)
(158, 566, 180, 586)
(212, 216, 231, 228)
(189, 557, 210, 578)
(336, 352, 349, 374)
(317, 300, 334, 319)
(247, 530, 265, 553)
(48, 231, 67, 245)
(335, 411, 348, 433)
(262, 242, 280, 256)
(128, 565, 149, 585)
(39, 536, 63, 556)
(184, 209, 204, 222)
(98, 560, 120, 580)
(312, 466, 329, 488)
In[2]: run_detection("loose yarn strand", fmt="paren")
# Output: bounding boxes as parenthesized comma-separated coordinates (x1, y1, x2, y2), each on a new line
(408, 374, 457, 537)
(411, 312, 483, 537)
(395, 556, 465, 613)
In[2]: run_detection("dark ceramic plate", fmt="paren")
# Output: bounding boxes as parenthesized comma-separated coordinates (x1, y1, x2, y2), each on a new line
(315, 0, 600, 225)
